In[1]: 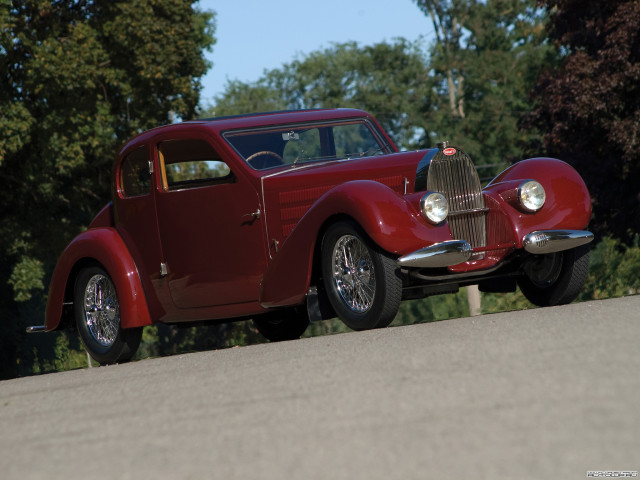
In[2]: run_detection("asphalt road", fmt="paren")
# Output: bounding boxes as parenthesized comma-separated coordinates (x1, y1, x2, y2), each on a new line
(1, 296, 639, 480)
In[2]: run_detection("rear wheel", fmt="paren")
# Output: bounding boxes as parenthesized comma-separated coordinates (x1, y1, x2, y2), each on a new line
(321, 221, 402, 330)
(74, 266, 142, 365)
(253, 308, 309, 341)
(518, 245, 590, 307)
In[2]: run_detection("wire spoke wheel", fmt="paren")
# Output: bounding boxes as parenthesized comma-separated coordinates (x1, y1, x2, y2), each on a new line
(322, 221, 402, 331)
(332, 234, 376, 313)
(83, 274, 120, 347)
(74, 266, 142, 365)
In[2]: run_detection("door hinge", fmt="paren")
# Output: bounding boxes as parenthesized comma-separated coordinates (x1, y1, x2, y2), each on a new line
(160, 262, 168, 276)
(149, 161, 154, 175)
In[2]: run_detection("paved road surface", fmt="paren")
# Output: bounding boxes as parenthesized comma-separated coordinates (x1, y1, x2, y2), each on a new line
(1, 296, 639, 480)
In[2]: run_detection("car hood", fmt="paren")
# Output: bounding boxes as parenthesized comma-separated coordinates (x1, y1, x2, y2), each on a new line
(261, 150, 427, 247)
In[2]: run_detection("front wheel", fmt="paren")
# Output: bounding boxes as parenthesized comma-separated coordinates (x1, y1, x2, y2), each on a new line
(321, 221, 402, 330)
(518, 245, 590, 307)
(74, 266, 142, 365)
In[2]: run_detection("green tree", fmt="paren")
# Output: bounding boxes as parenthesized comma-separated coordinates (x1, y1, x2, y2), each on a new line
(208, 79, 288, 118)
(413, 0, 554, 175)
(0, 0, 215, 379)
(208, 40, 434, 149)
(524, 0, 640, 242)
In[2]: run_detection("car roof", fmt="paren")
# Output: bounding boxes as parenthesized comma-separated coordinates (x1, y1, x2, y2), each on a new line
(117, 108, 380, 158)
(185, 108, 373, 131)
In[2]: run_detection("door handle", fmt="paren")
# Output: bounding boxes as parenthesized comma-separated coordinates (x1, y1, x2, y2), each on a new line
(243, 208, 261, 219)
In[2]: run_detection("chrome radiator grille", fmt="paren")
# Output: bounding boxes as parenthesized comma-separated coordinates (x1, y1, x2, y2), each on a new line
(427, 147, 487, 249)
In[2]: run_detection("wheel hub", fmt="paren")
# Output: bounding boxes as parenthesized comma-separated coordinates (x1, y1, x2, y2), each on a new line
(332, 235, 376, 313)
(83, 274, 120, 347)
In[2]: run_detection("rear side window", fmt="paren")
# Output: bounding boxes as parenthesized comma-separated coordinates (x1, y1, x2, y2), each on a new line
(120, 146, 150, 197)
(158, 139, 232, 190)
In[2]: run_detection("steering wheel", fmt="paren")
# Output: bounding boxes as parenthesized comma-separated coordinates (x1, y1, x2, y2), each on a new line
(246, 150, 284, 169)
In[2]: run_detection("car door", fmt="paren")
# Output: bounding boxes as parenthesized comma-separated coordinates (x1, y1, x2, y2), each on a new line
(113, 144, 166, 319)
(152, 136, 267, 309)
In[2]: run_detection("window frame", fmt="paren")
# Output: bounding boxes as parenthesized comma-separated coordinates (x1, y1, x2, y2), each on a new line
(222, 118, 392, 171)
(118, 145, 151, 198)
(157, 138, 235, 192)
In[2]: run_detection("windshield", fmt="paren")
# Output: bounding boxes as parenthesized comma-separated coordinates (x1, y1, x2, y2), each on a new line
(224, 120, 390, 170)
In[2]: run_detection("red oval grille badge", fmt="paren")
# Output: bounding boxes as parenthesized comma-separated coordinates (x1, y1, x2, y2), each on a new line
(443, 147, 457, 156)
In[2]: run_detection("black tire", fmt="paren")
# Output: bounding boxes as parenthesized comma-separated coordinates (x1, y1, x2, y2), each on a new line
(253, 307, 310, 341)
(321, 221, 402, 330)
(74, 266, 142, 365)
(518, 245, 590, 307)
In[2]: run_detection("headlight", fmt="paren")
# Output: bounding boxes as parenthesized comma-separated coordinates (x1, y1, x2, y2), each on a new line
(420, 192, 449, 224)
(518, 180, 546, 212)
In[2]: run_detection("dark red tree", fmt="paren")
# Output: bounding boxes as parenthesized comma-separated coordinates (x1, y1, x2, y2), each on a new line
(527, 0, 640, 242)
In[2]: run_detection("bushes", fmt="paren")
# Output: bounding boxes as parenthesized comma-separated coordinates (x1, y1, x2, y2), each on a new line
(578, 236, 640, 300)
(482, 236, 640, 315)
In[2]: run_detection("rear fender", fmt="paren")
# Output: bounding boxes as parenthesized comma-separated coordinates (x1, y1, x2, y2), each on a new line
(260, 180, 452, 307)
(45, 227, 152, 331)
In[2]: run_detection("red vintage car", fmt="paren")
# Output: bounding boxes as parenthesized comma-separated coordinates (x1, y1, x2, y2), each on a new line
(28, 108, 593, 364)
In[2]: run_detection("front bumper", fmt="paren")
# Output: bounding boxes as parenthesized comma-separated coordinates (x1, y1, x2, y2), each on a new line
(397, 240, 473, 268)
(397, 229, 594, 269)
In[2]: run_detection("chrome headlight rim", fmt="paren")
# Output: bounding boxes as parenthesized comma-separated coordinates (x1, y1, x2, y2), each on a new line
(518, 180, 546, 213)
(420, 191, 449, 224)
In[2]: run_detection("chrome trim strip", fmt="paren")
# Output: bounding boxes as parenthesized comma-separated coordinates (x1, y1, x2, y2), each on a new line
(448, 207, 489, 216)
(398, 240, 473, 268)
(26, 325, 46, 333)
(522, 230, 594, 254)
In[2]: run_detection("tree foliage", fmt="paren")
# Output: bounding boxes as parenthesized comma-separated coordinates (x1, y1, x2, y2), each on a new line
(0, 0, 215, 379)
(210, 1, 551, 177)
(525, 0, 640, 242)
(210, 40, 433, 148)
(413, 0, 554, 175)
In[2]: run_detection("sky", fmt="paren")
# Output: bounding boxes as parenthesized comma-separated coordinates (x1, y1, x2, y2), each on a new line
(196, 0, 433, 107)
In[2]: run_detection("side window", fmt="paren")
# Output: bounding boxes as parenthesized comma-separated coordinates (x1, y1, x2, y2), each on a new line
(158, 139, 232, 190)
(120, 146, 150, 197)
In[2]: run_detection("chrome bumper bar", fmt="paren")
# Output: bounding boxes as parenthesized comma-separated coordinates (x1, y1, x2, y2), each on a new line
(398, 229, 593, 269)
(397, 240, 473, 268)
(523, 230, 594, 254)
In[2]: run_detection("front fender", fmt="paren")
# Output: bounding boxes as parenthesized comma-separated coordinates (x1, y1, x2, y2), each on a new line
(45, 227, 152, 331)
(260, 180, 452, 308)
(485, 158, 592, 247)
